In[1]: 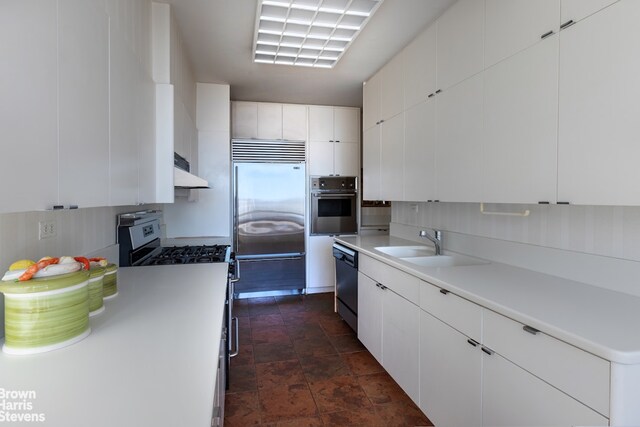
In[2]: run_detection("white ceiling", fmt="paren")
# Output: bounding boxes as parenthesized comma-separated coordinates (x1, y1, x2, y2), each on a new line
(163, 0, 455, 107)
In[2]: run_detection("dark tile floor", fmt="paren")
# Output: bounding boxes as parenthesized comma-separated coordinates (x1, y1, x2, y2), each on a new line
(224, 293, 433, 427)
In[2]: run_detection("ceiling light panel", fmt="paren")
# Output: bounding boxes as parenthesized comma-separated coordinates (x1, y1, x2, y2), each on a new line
(253, 0, 384, 68)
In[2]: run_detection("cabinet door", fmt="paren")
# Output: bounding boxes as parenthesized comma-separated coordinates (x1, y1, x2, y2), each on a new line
(485, 0, 560, 68)
(403, 25, 437, 110)
(357, 272, 383, 363)
(558, 0, 640, 205)
(436, 0, 485, 91)
(435, 74, 483, 202)
(309, 106, 334, 142)
(404, 99, 436, 202)
(382, 289, 420, 404)
(257, 103, 283, 140)
(308, 140, 334, 176)
(334, 142, 360, 177)
(379, 54, 404, 121)
(483, 35, 559, 204)
(333, 107, 359, 143)
(109, 26, 139, 206)
(306, 236, 335, 290)
(362, 127, 381, 201)
(282, 104, 307, 141)
(58, 0, 109, 208)
(483, 351, 609, 426)
(136, 69, 156, 205)
(0, 1, 58, 213)
(420, 311, 482, 427)
(363, 73, 380, 131)
(561, 0, 618, 25)
(231, 101, 258, 139)
(379, 113, 404, 201)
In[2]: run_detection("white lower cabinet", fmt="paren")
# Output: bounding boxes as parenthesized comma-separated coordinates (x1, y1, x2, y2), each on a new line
(420, 310, 482, 427)
(381, 287, 420, 403)
(306, 235, 336, 292)
(358, 258, 420, 404)
(482, 350, 608, 426)
(357, 272, 383, 363)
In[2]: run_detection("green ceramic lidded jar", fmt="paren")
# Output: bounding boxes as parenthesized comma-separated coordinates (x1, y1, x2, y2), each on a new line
(88, 266, 106, 316)
(103, 263, 118, 299)
(0, 271, 91, 355)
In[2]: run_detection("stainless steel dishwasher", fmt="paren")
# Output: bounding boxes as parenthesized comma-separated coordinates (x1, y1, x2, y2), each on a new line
(333, 243, 358, 333)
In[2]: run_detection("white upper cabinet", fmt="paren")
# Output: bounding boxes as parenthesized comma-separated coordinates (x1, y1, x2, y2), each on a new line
(0, 1, 58, 213)
(484, 0, 560, 68)
(109, 25, 139, 206)
(309, 106, 360, 177)
(58, 0, 110, 209)
(380, 113, 404, 201)
(561, 0, 618, 26)
(558, 0, 640, 205)
(403, 25, 437, 110)
(436, 74, 484, 202)
(282, 104, 307, 141)
(309, 106, 335, 142)
(363, 73, 380, 131)
(231, 101, 258, 139)
(483, 35, 559, 204)
(363, 127, 381, 201)
(436, 0, 485, 91)
(404, 99, 436, 202)
(257, 103, 283, 140)
(379, 53, 404, 121)
(334, 107, 360, 143)
(232, 102, 307, 141)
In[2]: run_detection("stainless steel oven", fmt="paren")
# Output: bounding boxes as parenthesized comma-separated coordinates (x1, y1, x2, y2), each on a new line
(310, 176, 358, 235)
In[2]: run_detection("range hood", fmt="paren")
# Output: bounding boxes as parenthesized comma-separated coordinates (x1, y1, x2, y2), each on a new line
(174, 167, 209, 189)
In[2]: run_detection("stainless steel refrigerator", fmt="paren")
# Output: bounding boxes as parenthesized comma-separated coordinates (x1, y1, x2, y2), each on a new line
(232, 140, 306, 294)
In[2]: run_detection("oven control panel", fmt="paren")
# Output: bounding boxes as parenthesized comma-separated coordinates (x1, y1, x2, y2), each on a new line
(311, 176, 357, 192)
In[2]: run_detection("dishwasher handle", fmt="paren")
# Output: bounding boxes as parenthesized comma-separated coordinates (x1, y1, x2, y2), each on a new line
(332, 244, 357, 268)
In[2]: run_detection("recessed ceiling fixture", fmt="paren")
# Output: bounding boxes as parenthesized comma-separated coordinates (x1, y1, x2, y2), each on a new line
(253, 0, 384, 68)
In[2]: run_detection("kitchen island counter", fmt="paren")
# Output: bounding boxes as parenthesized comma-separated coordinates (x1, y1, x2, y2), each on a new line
(0, 263, 228, 427)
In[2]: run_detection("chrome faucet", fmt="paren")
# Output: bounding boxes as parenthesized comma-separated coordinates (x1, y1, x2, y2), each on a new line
(419, 229, 442, 255)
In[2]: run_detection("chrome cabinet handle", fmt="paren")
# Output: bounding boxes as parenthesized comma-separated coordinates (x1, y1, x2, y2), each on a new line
(560, 20, 574, 30)
(230, 259, 240, 283)
(439, 288, 449, 295)
(541, 30, 554, 39)
(523, 325, 540, 335)
(230, 317, 240, 357)
(481, 346, 494, 356)
(467, 339, 478, 347)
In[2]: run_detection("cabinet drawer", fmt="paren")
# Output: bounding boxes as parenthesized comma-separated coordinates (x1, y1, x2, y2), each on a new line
(483, 309, 610, 417)
(359, 254, 419, 304)
(419, 281, 482, 343)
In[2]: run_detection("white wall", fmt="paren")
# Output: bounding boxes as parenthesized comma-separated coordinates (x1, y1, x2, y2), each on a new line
(393, 202, 640, 262)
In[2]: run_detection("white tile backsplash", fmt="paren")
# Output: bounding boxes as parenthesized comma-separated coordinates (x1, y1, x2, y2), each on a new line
(393, 201, 640, 262)
(0, 204, 155, 340)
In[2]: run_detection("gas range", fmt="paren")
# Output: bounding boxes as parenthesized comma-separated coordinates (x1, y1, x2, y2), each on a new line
(144, 245, 230, 266)
(116, 211, 231, 267)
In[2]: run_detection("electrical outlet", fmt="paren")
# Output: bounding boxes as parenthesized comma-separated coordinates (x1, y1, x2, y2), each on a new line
(38, 221, 57, 240)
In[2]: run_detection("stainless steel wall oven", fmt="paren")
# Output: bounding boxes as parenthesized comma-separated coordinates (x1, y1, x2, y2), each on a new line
(310, 176, 358, 235)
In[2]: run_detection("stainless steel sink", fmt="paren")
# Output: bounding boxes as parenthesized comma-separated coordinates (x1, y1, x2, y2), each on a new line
(400, 254, 489, 268)
(375, 245, 435, 258)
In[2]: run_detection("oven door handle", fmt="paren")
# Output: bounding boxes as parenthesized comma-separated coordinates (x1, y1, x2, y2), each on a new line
(229, 316, 240, 358)
(230, 259, 240, 283)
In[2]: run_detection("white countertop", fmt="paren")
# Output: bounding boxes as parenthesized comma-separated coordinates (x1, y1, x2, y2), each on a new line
(0, 264, 228, 427)
(336, 235, 640, 365)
